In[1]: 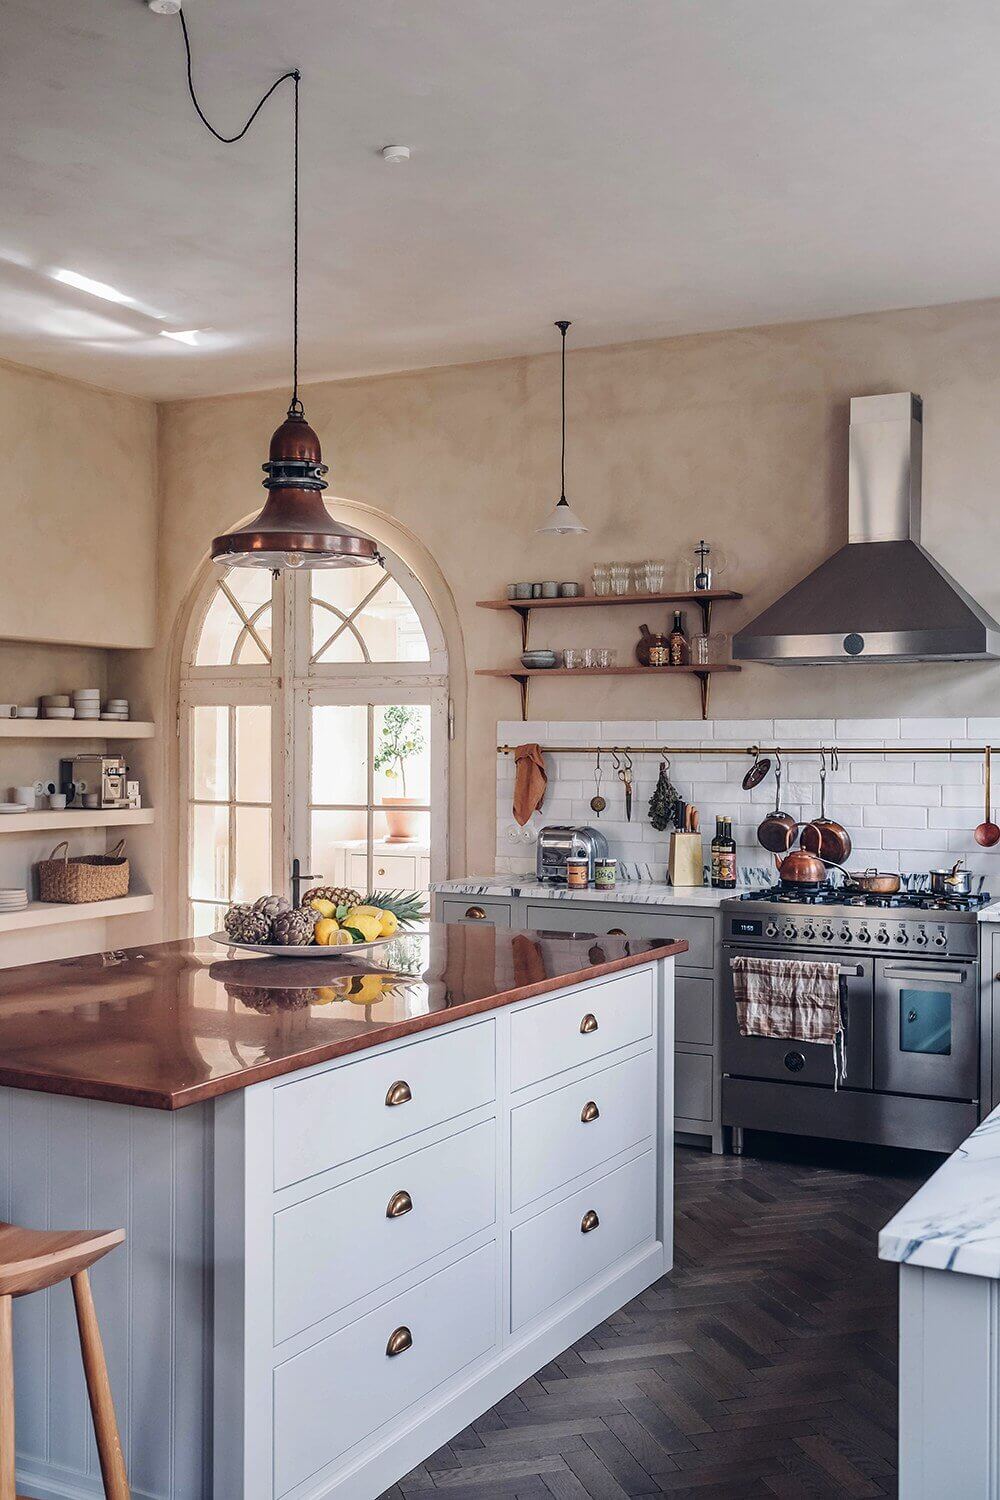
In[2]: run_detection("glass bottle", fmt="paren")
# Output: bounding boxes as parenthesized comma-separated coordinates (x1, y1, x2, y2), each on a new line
(667, 610, 689, 666)
(711, 816, 737, 889)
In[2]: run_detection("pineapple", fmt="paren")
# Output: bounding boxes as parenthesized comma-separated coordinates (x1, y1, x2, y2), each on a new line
(302, 885, 362, 911)
(363, 889, 427, 929)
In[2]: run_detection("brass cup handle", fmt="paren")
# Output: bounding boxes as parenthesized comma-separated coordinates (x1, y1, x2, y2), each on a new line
(386, 1326, 413, 1357)
(608, 927, 626, 936)
(581, 1210, 600, 1234)
(580, 1013, 599, 1034)
(580, 1100, 600, 1124)
(386, 1190, 413, 1219)
(385, 1080, 412, 1107)
(465, 906, 487, 919)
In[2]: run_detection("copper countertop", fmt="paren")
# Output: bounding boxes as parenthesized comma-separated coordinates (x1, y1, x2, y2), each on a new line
(0, 924, 686, 1109)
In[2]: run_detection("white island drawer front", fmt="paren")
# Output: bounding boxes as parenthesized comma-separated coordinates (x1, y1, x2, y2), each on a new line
(510, 1049, 655, 1210)
(274, 1242, 497, 1495)
(510, 1151, 656, 1331)
(509, 966, 653, 1091)
(274, 1119, 496, 1341)
(273, 1020, 496, 1189)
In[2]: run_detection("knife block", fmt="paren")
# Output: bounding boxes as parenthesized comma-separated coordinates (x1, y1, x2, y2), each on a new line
(668, 832, 704, 887)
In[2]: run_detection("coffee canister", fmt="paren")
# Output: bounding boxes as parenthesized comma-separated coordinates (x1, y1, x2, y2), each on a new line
(565, 858, 589, 889)
(594, 858, 618, 890)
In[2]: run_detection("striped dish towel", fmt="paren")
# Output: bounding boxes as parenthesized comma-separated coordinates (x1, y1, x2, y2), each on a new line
(730, 955, 846, 1087)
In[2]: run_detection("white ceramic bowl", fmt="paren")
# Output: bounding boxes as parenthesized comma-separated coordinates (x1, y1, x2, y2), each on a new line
(14, 707, 38, 718)
(44, 707, 76, 719)
(40, 695, 70, 708)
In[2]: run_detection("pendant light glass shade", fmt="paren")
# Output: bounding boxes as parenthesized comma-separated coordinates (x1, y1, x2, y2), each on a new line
(536, 319, 587, 536)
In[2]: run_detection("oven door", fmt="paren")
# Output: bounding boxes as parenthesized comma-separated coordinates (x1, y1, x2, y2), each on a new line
(722, 946, 874, 1090)
(874, 958, 979, 1100)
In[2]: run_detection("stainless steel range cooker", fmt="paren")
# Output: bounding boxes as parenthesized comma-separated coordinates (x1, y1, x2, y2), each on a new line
(720, 887, 990, 1154)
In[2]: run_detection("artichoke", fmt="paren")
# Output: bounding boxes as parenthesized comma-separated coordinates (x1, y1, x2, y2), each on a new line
(224, 904, 270, 944)
(269, 906, 317, 947)
(253, 894, 291, 922)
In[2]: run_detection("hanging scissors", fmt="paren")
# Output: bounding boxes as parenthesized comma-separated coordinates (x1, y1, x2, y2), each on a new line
(615, 750, 634, 822)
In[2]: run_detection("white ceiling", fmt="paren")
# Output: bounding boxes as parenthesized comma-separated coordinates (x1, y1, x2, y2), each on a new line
(4, 0, 1000, 401)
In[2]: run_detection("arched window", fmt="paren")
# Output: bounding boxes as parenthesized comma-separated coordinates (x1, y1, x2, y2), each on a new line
(179, 533, 448, 936)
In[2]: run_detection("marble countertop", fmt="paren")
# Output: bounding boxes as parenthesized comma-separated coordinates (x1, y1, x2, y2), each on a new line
(879, 1105, 1000, 1277)
(978, 900, 1000, 923)
(432, 876, 734, 908)
(0, 927, 684, 1110)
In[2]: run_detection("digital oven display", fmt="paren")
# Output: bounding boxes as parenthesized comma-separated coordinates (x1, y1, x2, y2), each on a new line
(731, 917, 763, 937)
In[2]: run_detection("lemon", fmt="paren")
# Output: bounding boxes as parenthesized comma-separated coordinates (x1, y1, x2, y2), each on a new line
(309, 898, 337, 919)
(330, 928, 354, 946)
(345, 913, 383, 943)
(313, 917, 340, 946)
(347, 904, 383, 920)
(378, 909, 398, 937)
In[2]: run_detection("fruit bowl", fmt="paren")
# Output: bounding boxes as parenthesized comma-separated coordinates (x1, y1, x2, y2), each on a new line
(210, 933, 398, 960)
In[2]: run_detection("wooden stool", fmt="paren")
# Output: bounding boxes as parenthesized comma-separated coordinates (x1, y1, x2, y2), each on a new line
(0, 1221, 129, 1500)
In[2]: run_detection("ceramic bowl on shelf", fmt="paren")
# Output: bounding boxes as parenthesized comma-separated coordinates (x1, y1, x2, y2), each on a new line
(44, 707, 76, 719)
(520, 650, 558, 669)
(40, 695, 70, 709)
(14, 707, 37, 718)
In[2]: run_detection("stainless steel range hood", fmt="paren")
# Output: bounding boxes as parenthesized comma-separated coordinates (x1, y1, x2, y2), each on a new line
(732, 393, 1000, 664)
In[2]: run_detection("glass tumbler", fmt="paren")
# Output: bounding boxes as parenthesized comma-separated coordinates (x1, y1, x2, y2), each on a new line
(562, 648, 582, 669)
(643, 560, 665, 593)
(591, 564, 609, 597)
(691, 633, 712, 665)
(609, 563, 630, 597)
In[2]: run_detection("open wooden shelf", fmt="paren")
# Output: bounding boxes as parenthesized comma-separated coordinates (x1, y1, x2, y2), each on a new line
(0, 809, 154, 835)
(476, 663, 740, 718)
(477, 589, 741, 611)
(0, 720, 154, 739)
(0, 894, 154, 934)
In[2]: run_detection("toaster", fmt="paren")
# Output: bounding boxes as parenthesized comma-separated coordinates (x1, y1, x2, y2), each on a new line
(536, 825, 610, 883)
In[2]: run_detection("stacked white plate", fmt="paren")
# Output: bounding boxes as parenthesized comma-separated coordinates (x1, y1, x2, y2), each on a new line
(73, 689, 101, 720)
(0, 889, 29, 912)
(102, 699, 129, 720)
(44, 707, 75, 719)
(0, 805, 26, 816)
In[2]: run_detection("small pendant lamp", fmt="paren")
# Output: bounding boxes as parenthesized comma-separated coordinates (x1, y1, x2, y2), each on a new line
(536, 320, 588, 535)
(153, 9, 380, 569)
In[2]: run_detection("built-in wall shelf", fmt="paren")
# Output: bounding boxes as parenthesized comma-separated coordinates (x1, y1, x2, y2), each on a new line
(0, 809, 154, 835)
(0, 894, 154, 934)
(476, 589, 742, 641)
(476, 663, 740, 719)
(0, 721, 154, 740)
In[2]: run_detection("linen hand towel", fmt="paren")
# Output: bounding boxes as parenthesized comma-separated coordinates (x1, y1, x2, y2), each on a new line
(730, 954, 846, 1086)
(512, 743, 547, 826)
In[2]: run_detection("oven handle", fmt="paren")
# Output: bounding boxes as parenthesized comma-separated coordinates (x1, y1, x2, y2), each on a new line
(882, 966, 967, 985)
(839, 965, 864, 977)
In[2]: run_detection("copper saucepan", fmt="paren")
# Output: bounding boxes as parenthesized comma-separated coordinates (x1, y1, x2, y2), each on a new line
(757, 754, 798, 854)
(775, 849, 849, 887)
(843, 868, 901, 895)
(799, 751, 852, 866)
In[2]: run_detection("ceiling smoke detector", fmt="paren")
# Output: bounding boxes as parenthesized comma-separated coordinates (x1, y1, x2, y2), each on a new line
(380, 145, 411, 165)
(147, 1, 183, 13)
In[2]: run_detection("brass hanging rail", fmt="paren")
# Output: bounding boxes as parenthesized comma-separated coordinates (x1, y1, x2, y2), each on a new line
(496, 742, 998, 758)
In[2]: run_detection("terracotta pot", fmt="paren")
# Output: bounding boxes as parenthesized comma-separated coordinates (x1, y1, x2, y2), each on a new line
(382, 796, 422, 843)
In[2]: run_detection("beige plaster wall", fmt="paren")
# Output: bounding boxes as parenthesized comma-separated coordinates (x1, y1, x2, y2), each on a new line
(153, 296, 1000, 889)
(0, 358, 158, 648)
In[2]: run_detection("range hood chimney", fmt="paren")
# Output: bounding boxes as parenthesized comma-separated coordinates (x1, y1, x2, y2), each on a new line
(732, 393, 1000, 664)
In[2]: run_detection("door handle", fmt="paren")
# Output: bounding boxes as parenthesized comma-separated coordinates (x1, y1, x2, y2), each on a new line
(385, 1326, 412, 1357)
(883, 968, 966, 984)
(580, 1100, 600, 1123)
(464, 906, 487, 920)
(385, 1080, 412, 1106)
(386, 1190, 413, 1219)
(580, 1013, 599, 1034)
(581, 1210, 600, 1233)
(838, 966, 864, 977)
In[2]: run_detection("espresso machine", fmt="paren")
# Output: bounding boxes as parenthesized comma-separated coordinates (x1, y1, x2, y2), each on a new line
(60, 755, 130, 809)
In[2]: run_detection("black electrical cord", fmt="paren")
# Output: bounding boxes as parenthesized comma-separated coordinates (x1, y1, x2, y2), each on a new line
(556, 320, 571, 501)
(176, 8, 302, 412)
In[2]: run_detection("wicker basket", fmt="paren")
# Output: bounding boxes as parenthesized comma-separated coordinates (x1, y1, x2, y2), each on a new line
(36, 840, 130, 904)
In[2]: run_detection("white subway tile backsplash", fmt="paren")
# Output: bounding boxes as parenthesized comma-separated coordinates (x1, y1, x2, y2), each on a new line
(835, 719, 900, 739)
(655, 720, 712, 740)
(773, 719, 837, 741)
(942, 787, 985, 807)
(710, 720, 774, 741)
(850, 761, 914, 783)
(899, 718, 968, 738)
(913, 760, 982, 785)
(879, 829, 943, 850)
(967, 719, 1000, 737)
(876, 783, 942, 806)
(599, 722, 659, 742)
(863, 806, 928, 829)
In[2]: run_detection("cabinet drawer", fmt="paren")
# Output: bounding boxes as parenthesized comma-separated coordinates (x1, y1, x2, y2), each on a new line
(524, 902, 714, 969)
(676, 974, 714, 1046)
(676, 1050, 714, 1122)
(510, 1050, 655, 1210)
(274, 1120, 496, 1341)
(510, 1151, 655, 1331)
(509, 967, 653, 1091)
(352, 851, 419, 887)
(273, 1021, 496, 1189)
(439, 896, 512, 928)
(274, 1242, 496, 1494)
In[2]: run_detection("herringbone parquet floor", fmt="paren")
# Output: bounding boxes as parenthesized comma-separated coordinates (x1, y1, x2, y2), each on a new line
(379, 1135, 937, 1499)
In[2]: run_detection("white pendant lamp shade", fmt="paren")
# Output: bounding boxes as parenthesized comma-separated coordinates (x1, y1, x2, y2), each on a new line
(536, 320, 587, 536)
(537, 496, 589, 535)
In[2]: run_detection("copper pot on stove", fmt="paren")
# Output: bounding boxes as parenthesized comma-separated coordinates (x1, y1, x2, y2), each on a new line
(776, 849, 848, 887)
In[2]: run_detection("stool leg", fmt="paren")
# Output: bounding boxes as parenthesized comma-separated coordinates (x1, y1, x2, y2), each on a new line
(70, 1271, 129, 1500)
(0, 1295, 14, 1500)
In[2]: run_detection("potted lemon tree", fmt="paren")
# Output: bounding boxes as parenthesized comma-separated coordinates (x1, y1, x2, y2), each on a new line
(375, 705, 426, 843)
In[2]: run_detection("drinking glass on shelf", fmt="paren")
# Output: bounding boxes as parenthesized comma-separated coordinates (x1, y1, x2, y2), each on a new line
(591, 563, 609, 596)
(643, 560, 665, 593)
(691, 633, 712, 665)
(609, 562, 630, 596)
(563, 648, 582, 669)
(597, 648, 617, 668)
(582, 647, 600, 668)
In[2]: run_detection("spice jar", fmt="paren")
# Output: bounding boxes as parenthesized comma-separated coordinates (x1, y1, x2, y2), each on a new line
(594, 858, 618, 890)
(565, 858, 589, 889)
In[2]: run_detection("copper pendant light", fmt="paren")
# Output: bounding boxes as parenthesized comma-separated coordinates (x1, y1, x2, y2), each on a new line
(158, 8, 379, 570)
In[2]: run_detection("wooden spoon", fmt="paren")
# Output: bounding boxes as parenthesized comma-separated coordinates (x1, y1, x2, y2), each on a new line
(975, 746, 1000, 847)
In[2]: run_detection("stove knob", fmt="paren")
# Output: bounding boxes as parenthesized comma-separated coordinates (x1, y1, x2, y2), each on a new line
(764, 922, 778, 938)
(914, 930, 929, 946)
(894, 928, 909, 944)
(838, 927, 852, 943)
(933, 930, 947, 948)
(876, 928, 890, 944)
(856, 927, 871, 943)
(783, 923, 797, 940)
(801, 924, 815, 941)
(820, 925, 834, 941)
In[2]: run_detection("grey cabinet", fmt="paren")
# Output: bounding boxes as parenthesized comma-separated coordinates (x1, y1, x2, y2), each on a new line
(433, 892, 723, 1152)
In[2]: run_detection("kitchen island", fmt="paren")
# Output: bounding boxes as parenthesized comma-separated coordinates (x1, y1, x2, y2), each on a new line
(0, 923, 683, 1500)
